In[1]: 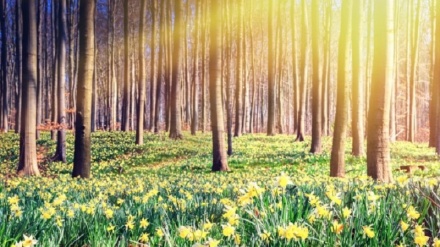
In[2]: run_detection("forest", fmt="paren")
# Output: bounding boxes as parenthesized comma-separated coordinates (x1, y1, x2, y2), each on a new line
(1, 0, 440, 246)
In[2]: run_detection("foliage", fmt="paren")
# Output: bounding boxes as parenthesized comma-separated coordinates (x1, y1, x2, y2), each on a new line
(0, 132, 439, 246)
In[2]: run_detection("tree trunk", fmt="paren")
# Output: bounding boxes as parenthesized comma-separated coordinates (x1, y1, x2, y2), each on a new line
(0, 0, 8, 133)
(351, 0, 364, 156)
(321, 0, 331, 136)
(72, 0, 95, 178)
(210, 0, 229, 172)
(429, 0, 437, 147)
(121, 0, 129, 132)
(136, 0, 147, 145)
(330, 0, 352, 178)
(295, 0, 308, 142)
(18, 0, 40, 176)
(434, 0, 440, 153)
(53, 0, 67, 163)
(15, 0, 22, 134)
(267, 0, 276, 136)
(367, 0, 394, 183)
(154, 0, 166, 134)
(310, 0, 322, 154)
(109, 0, 117, 131)
(169, 0, 183, 139)
(234, 0, 244, 137)
(190, 0, 201, 136)
(149, 0, 157, 132)
(408, 0, 421, 142)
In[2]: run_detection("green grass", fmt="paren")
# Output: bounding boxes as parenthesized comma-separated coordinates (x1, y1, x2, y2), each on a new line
(0, 131, 439, 246)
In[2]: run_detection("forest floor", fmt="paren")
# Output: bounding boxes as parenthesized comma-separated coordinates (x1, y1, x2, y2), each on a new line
(0, 131, 439, 246)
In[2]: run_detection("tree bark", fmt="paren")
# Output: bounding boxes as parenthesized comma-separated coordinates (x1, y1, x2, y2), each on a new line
(310, 0, 322, 154)
(169, 0, 183, 139)
(0, 0, 8, 133)
(367, 0, 394, 183)
(330, 0, 352, 178)
(136, 0, 147, 145)
(53, 0, 67, 162)
(18, 0, 40, 176)
(210, 0, 229, 172)
(149, 0, 157, 132)
(351, 0, 364, 156)
(72, 0, 95, 178)
(267, 0, 276, 136)
(121, 0, 130, 131)
(234, 0, 244, 137)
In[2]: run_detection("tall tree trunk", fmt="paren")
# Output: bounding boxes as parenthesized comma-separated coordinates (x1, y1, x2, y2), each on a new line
(291, 0, 299, 135)
(408, 0, 421, 142)
(295, 0, 308, 142)
(310, 0, 322, 154)
(18, 0, 40, 176)
(15, 0, 22, 134)
(191, 0, 201, 136)
(351, 0, 364, 156)
(330, 0, 352, 178)
(109, 0, 117, 130)
(51, 0, 58, 140)
(136, 0, 147, 145)
(53, 0, 67, 163)
(154, 0, 166, 134)
(367, 0, 394, 183)
(225, 0, 233, 154)
(435, 0, 440, 153)
(72, 0, 95, 178)
(267, 0, 276, 136)
(321, 0, 331, 136)
(149, 0, 157, 132)
(430, 0, 438, 148)
(169, 0, 183, 139)
(234, 0, 244, 137)
(210, 0, 229, 172)
(121, 0, 129, 131)
(0, 0, 7, 133)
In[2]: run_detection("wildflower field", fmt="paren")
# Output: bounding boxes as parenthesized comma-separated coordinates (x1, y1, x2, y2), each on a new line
(1, 132, 440, 247)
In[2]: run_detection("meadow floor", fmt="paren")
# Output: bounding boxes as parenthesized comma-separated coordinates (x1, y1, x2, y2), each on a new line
(0, 131, 439, 246)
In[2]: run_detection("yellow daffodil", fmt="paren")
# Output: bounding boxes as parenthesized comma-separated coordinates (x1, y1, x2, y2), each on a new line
(400, 220, 409, 231)
(363, 225, 375, 238)
(222, 224, 235, 237)
(407, 206, 420, 220)
(139, 233, 149, 243)
(139, 218, 149, 229)
(332, 220, 344, 234)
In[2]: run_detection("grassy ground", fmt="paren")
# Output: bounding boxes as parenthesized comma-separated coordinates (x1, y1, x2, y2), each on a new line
(0, 131, 439, 246)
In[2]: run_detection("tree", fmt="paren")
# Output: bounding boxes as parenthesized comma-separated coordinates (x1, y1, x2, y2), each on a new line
(121, 0, 130, 132)
(310, 0, 322, 154)
(351, 0, 364, 156)
(154, 0, 166, 134)
(434, 0, 440, 154)
(18, 0, 40, 176)
(330, 0, 351, 178)
(267, 0, 275, 136)
(295, 0, 309, 142)
(169, 0, 183, 140)
(235, 0, 244, 137)
(149, 0, 157, 132)
(0, 0, 7, 133)
(136, 0, 146, 145)
(210, 0, 229, 172)
(52, 0, 68, 163)
(72, 0, 95, 178)
(367, 0, 394, 183)
(408, 0, 421, 142)
(191, 0, 201, 135)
